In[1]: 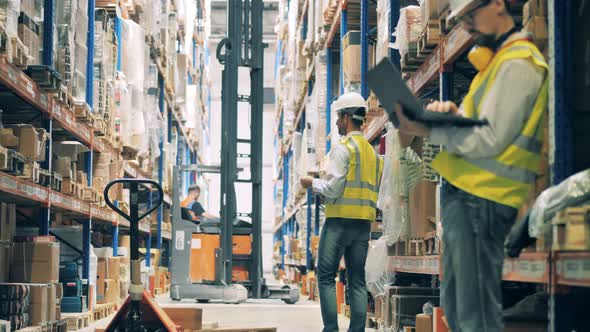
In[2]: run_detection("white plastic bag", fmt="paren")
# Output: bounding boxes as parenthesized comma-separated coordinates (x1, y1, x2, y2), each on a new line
(378, 124, 407, 246)
(366, 237, 392, 297)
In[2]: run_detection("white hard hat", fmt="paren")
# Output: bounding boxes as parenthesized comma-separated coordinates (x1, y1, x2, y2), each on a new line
(448, 0, 487, 21)
(332, 92, 367, 120)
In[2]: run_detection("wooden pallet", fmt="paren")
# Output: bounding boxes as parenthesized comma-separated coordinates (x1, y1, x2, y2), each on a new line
(92, 118, 107, 136)
(417, 20, 441, 57)
(80, 187, 97, 202)
(9, 37, 30, 68)
(61, 311, 91, 331)
(61, 178, 78, 196)
(38, 168, 51, 187)
(56, 85, 73, 109)
(552, 205, 590, 251)
(73, 102, 94, 123)
(16, 161, 40, 183)
(92, 302, 116, 321)
(4, 149, 25, 176)
(51, 172, 63, 192)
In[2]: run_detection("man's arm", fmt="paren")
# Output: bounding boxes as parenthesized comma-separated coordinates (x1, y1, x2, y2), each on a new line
(429, 59, 546, 159)
(309, 144, 350, 200)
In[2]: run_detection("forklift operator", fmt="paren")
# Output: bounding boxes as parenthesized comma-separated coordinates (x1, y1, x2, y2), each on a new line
(181, 184, 218, 221)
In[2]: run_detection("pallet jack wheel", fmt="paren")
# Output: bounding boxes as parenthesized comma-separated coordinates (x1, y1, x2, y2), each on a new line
(197, 299, 210, 304)
(281, 286, 298, 305)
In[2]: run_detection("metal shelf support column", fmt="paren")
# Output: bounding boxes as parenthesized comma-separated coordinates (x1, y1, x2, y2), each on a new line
(113, 201, 119, 256)
(42, 0, 55, 67)
(326, 48, 333, 152)
(157, 76, 165, 249)
(82, 219, 91, 279)
(40, 117, 52, 235)
(389, 0, 401, 66)
(306, 189, 312, 270)
(146, 190, 153, 268)
(86, 0, 95, 110)
(550, 0, 574, 184)
(340, 6, 348, 95)
(114, 15, 122, 71)
(360, 0, 369, 98)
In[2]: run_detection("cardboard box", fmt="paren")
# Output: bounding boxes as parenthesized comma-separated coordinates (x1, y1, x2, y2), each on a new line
(10, 241, 60, 283)
(97, 257, 107, 280)
(391, 295, 439, 331)
(106, 279, 120, 303)
(29, 284, 49, 325)
(0, 128, 19, 148)
(161, 307, 203, 331)
(12, 125, 48, 161)
(342, 31, 375, 83)
(416, 314, 433, 332)
(54, 157, 73, 178)
(524, 16, 548, 50)
(107, 257, 120, 280)
(0, 242, 10, 282)
(409, 181, 437, 238)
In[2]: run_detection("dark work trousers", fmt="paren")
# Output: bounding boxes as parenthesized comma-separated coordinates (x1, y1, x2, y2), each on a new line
(441, 182, 517, 332)
(317, 217, 371, 332)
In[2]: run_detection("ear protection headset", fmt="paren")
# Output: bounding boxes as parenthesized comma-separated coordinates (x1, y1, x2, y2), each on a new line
(467, 25, 524, 71)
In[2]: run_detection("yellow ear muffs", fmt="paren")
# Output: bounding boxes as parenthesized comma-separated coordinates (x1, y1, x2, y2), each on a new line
(468, 46, 495, 72)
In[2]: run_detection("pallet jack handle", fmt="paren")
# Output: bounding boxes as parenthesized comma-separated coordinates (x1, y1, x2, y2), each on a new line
(104, 179, 164, 331)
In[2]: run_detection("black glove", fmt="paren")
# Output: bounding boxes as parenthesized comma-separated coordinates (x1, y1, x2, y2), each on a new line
(505, 210, 535, 258)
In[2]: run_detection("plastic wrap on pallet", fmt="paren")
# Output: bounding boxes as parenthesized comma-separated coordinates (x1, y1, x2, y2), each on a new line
(366, 236, 395, 297)
(391, 6, 421, 65)
(72, 42, 88, 102)
(56, 0, 76, 25)
(376, 0, 391, 61)
(121, 18, 146, 86)
(304, 0, 315, 55)
(378, 124, 409, 246)
(529, 169, 590, 238)
(314, 51, 328, 161)
(0, 0, 20, 38)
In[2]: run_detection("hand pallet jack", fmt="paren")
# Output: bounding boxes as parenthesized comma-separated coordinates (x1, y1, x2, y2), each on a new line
(102, 179, 178, 332)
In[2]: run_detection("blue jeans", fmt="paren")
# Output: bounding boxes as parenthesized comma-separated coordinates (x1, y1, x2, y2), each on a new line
(317, 218, 371, 332)
(441, 183, 517, 332)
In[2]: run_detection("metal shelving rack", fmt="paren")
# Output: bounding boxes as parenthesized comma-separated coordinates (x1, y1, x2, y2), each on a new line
(0, 0, 209, 292)
(273, 2, 590, 327)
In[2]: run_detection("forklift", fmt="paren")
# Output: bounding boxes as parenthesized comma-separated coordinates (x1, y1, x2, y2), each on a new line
(168, 0, 299, 304)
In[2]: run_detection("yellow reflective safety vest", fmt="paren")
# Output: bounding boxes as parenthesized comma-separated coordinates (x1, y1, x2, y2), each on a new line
(325, 134, 384, 221)
(432, 39, 549, 209)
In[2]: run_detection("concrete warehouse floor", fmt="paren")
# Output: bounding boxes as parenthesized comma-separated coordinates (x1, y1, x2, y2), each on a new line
(89, 297, 376, 332)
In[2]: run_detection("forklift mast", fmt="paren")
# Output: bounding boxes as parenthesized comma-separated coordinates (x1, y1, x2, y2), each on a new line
(216, 0, 264, 298)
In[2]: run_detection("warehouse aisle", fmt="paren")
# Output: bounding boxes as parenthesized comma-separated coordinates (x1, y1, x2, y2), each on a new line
(156, 298, 373, 332)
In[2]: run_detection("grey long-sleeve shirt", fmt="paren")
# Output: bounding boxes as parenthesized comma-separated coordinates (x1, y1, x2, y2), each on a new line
(312, 131, 363, 201)
(429, 34, 546, 158)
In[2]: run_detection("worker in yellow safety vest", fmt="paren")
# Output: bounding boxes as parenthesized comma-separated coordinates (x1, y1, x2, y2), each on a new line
(301, 92, 383, 332)
(394, 1, 548, 331)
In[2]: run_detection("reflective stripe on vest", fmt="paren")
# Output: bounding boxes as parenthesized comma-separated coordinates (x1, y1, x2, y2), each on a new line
(325, 134, 383, 221)
(432, 40, 548, 209)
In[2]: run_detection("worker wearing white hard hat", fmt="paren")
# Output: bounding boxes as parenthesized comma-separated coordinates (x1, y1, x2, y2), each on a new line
(394, 1, 548, 331)
(301, 92, 383, 332)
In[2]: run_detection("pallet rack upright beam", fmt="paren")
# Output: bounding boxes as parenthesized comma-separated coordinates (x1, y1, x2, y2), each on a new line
(340, 6, 348, 95)
(326, 48, 333, 152)
(43, 0, 55, 67)
(156, 76, 165, 249)
(389, 0, 400, 65)
(360, 0, 369, 98)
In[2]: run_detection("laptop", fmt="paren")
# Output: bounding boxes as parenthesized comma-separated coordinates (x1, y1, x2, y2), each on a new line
(366, 58, 488, 127)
